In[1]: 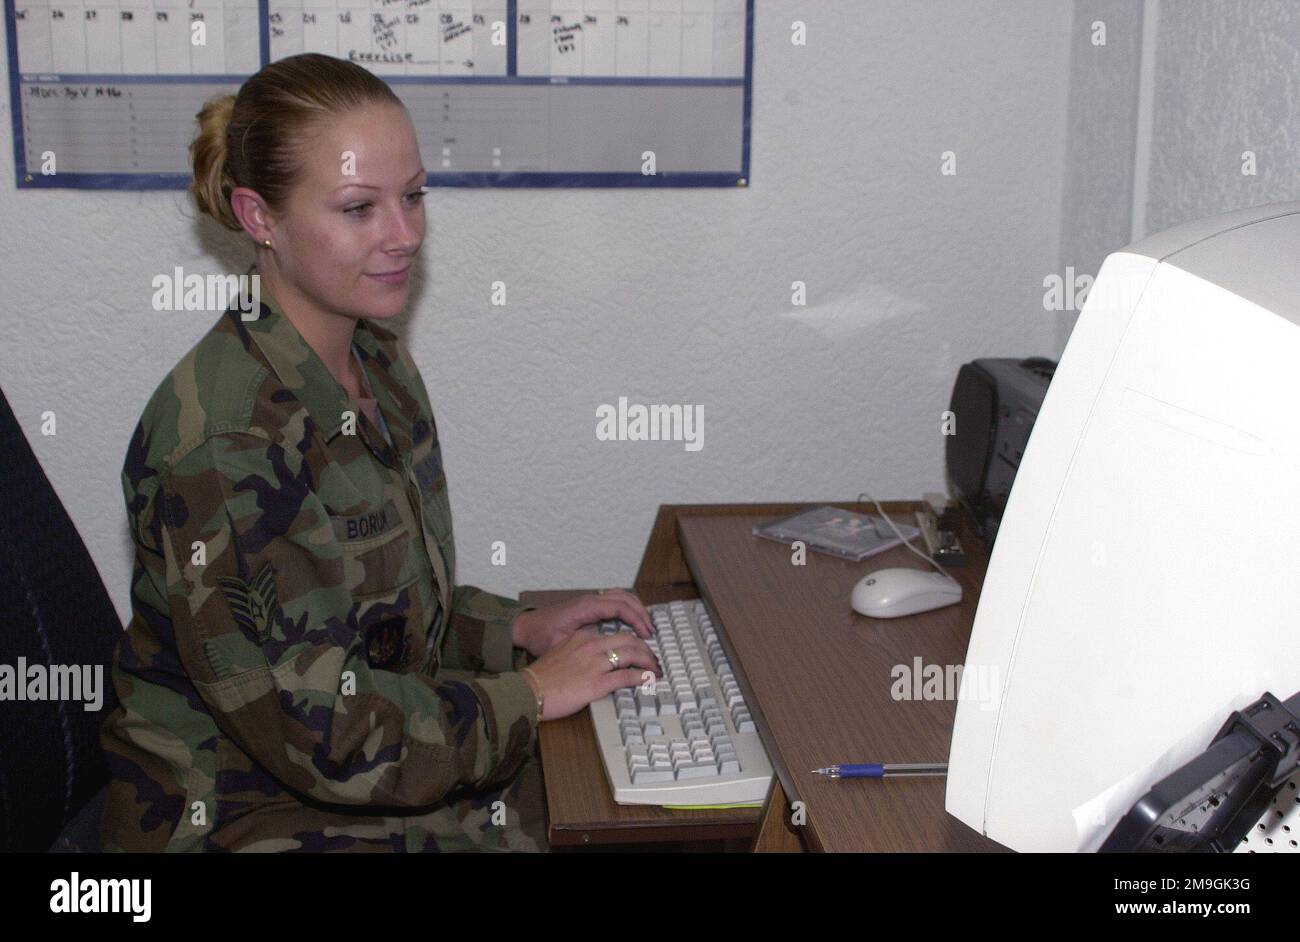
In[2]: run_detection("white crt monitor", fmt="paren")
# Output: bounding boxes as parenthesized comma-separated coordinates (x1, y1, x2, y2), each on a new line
(946, 201, 1300, 852)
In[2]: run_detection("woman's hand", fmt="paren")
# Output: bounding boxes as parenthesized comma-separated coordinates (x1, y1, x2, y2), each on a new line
(523, 626, 662, 721)
(511, 589, 655, 658)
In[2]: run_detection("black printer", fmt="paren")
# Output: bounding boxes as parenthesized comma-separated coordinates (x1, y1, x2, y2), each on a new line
(946, 357, 1056, 546)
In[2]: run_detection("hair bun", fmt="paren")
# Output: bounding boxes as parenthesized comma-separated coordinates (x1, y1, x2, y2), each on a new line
(188, 93, 241, 232)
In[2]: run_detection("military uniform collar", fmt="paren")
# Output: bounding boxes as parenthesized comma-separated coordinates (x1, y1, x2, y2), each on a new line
(235, 265, 404, 466)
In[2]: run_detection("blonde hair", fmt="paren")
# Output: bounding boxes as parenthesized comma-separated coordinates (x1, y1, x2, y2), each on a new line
(189, 53, 403, 232)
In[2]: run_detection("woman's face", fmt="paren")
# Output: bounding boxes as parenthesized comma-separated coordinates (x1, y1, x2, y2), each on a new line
(273, 102, 426, 322)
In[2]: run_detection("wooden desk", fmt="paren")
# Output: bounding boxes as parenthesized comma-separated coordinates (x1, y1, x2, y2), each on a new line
(528, 501, 1006, 852)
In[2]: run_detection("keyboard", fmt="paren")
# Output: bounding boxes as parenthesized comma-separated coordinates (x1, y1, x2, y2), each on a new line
(589, 599, 774, 806)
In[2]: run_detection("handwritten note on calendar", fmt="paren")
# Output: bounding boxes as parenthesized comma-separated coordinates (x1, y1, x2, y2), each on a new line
(8, 0, 752, 186)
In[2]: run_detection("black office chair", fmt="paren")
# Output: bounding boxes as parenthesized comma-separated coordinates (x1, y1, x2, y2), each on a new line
(0, 384, 122, 851)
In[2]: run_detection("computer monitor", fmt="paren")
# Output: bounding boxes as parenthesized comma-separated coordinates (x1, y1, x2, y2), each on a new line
(945, 201, 1300, 852)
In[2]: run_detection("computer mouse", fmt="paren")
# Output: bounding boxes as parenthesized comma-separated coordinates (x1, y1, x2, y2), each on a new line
(850, 568, 963, 618)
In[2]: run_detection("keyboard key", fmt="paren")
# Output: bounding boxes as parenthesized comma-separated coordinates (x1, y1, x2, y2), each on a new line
(632, 767, 674, 784)
(676, 763, 718, 780)
(636, 690, 657, 718)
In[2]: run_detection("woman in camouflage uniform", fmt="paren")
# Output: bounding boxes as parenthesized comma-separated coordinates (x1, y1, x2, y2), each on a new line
(100, 53, 660, 852)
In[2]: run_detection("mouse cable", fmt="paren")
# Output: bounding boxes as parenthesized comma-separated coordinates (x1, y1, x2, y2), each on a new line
(857, 491, 962, 590)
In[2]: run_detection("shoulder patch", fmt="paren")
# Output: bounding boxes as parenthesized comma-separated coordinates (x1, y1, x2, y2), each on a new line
(217, 561, 281, 645)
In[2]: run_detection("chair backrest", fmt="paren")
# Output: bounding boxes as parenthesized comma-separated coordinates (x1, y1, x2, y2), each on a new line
(0, 385, 122, 851)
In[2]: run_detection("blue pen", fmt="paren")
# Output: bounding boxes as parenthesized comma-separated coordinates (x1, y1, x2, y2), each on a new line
(812, 763, 948, 778)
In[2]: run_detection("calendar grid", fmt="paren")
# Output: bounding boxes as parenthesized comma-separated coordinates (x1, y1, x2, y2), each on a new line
(7, 0, 753, 187)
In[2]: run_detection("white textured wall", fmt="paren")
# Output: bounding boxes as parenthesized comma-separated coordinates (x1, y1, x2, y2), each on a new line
(1056, 0, 1144, 349)
(1, 1, 1077, 627)
(1057, 0, 1300, 346)
(1145, 0, 1300, 232)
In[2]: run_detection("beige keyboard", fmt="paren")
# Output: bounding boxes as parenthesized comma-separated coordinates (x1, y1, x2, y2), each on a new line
(588, 599, 774, 805)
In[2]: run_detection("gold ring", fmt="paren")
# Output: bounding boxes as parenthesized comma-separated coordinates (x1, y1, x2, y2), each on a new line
(606, 649, 620, 670)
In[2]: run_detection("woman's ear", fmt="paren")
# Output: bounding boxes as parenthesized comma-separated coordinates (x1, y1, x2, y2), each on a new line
(230, 187, 274, 245)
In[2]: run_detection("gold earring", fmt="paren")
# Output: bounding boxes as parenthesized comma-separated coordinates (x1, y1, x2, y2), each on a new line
(262, 239, 272, 249)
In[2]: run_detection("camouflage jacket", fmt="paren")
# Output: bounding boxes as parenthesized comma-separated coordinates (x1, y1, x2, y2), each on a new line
(100, 274, 539, 852)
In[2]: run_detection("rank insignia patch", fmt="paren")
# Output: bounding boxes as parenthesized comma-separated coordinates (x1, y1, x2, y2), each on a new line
(218, 561, 282, 645)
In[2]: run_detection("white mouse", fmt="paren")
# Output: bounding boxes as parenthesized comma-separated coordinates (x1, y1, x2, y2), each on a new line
(850, 568, 963, 618)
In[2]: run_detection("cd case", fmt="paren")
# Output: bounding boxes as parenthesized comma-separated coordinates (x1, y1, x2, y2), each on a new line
(753, 505, 921, 562)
